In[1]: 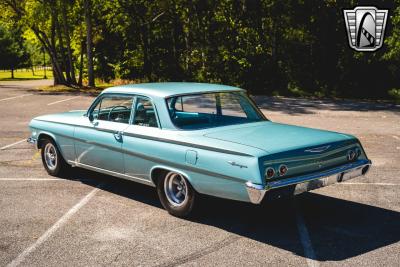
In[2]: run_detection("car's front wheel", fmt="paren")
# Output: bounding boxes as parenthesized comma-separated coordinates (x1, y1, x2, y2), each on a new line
(40, 138, 70, 177)
(157, 171, 197, 217)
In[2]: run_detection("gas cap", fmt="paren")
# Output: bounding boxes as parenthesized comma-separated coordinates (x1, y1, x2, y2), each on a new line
(185, 150, 198, 165)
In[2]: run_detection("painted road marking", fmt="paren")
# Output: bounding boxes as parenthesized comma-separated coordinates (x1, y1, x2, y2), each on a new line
(0, 94, 32, 102)
(342, 182, 400, 186)
(47, 96, 80, 106)
(6, 186, 101, 267)
(0, 178, 62, 181)
(0, 139, 26, 150)
(0, 178, 93, 181)
(295, 203, 319, 267)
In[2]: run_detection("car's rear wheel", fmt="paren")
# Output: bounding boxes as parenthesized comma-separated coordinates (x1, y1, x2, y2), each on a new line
(40, 138, 69, 177)
(157, 171, 197, 217)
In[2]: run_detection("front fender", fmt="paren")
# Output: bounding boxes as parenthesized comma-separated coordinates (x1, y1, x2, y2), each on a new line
(29, 119, 75, 162)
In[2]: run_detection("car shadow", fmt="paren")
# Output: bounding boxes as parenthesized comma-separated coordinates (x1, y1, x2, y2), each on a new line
(65, 168, 400, 262)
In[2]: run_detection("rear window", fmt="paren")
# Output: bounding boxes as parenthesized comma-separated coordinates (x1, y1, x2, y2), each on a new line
(166, 91, 265, 130)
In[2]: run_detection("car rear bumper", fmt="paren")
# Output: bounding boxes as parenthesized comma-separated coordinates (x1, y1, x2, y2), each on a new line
(246, 159, 372, 204)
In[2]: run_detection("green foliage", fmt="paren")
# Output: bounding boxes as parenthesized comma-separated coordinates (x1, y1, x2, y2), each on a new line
(0, 0, 399, 100)
(0, 26, 28, 71)
(388, 88, 400, 103)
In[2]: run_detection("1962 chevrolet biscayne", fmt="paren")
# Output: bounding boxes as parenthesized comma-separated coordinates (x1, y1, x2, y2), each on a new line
(28, 83, 371, 217)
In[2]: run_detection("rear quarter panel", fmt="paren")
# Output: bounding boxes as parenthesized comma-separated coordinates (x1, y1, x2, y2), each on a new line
(122, 126, 262, 202)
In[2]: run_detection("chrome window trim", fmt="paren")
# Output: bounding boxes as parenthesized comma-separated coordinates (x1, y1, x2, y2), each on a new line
(131, 95, 161, 129)
(86, 93, 161, 128)
(165, 89, 245, 98)
(165, 91, 267, 131)
(87, 93, 135, 124)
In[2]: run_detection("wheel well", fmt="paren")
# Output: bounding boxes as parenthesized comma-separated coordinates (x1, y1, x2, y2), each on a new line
(150, 168, 197, 192)
(151, 168, 169, 185)
(37, 134, 55, 149)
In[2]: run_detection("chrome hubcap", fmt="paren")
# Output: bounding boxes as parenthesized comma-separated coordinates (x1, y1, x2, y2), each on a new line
(164, 172, 188, 206)
(44, 143, 57, 171)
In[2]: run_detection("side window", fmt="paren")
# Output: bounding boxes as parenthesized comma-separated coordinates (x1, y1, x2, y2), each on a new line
(133, 97, 158, 128)
(92, 95, 133, 124)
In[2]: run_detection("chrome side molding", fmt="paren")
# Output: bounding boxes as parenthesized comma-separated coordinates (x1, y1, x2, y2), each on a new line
(67, 160, 155, 187)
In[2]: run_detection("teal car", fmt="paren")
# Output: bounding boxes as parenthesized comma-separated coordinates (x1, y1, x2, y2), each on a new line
(28, 83, 371, 217)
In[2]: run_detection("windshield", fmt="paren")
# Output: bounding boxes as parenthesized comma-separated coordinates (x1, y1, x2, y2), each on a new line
(166, 91, 266, 130)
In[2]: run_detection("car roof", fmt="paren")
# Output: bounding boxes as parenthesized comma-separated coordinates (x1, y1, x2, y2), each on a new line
(102, 82, 245, 98)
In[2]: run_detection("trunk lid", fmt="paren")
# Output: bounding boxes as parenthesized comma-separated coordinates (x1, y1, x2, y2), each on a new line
(203, 121, 354, 154)
(204, 121, 359, 178)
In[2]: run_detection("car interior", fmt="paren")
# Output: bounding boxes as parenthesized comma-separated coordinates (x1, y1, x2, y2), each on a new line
(92, 96, 157, 127)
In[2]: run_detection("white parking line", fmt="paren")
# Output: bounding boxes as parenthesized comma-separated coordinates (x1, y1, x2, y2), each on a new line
(295, 204, 319, 267)
(0, 178, 95, 182)
(341, 182, 400, 186)
(0, 178, 61, 181)
(0, 139, 26, 150)
(7, 186, 101, 267)
(0, 94, 32, 102)
(47, 96, 80, 106)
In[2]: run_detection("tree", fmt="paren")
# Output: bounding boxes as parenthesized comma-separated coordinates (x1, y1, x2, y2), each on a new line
(0, 26, 28, 78)
(84, 0, 95, 87)
(0, 0, 82, 86)
(0, 0, 399, 99)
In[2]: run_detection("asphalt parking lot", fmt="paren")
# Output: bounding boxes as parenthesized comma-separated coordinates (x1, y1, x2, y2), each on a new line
(0, 80, 399, 266)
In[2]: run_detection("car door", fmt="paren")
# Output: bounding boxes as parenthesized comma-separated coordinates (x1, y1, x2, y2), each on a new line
(74, 94, 134, 173)
(122, 96, 161, 182)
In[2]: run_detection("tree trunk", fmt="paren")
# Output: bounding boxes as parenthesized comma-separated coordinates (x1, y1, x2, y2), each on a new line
(140, 23, 151, 81)
(84, 0, 95, 87)
(171, 3, 183, 79)
(61, 0, 76, 85)
(78, 38, 84, 86)
(11, 68, 14, 79)
(54, 5, 71, 84)
(49, 8, 67, 85)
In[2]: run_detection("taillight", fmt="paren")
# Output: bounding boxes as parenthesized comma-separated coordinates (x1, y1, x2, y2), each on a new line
(279, 165, 288, 176)
(265, 167, 275, 179)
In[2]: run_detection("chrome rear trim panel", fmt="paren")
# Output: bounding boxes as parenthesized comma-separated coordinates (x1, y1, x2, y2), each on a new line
(246, 159, 371, 204)
(266, 159, 371, 190)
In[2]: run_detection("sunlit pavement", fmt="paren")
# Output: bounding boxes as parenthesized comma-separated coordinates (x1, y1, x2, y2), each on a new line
(0, 80, 399, 266)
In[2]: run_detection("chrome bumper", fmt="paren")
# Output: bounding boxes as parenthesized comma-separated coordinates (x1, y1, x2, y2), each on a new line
(246, 159, 371, 204)
(27, 137, 37, 144)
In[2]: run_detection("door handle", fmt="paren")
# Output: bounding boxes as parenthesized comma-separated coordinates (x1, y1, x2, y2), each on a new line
(114, 131, 123, 141)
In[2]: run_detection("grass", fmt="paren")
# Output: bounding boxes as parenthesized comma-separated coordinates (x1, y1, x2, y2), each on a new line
(37, 80, 113, 95)
(37, 78, 144, 95)
(0, 69, 53, 81)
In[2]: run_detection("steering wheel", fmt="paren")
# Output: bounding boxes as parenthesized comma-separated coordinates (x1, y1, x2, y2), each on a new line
(107, 105, 129, 121)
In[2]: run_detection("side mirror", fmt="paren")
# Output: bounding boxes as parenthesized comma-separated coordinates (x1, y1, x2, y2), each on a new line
(88, 113, 94, 122)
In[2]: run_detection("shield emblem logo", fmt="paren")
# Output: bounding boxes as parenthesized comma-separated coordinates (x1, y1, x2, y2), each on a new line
(343, 6, 388, 52)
